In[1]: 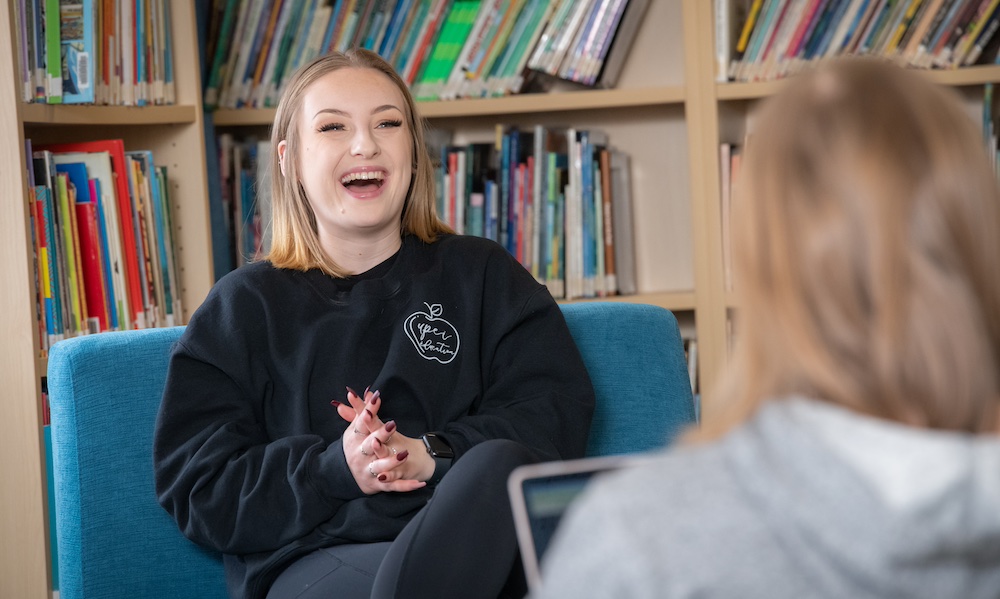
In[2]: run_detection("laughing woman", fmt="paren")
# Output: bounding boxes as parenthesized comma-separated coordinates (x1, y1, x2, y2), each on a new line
(153, 48, 594, 599)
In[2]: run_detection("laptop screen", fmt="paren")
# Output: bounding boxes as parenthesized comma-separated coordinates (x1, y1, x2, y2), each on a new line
(508, 454, 653, 591)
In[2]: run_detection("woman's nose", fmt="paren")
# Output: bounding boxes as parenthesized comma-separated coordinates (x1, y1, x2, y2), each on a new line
(351, 129, 379, 158)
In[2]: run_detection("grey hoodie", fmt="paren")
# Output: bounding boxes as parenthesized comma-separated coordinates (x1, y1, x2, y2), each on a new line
(533, 397, 1000, 599)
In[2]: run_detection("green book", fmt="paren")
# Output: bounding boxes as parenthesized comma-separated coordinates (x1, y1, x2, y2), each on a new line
(415, 0, 482, 101)
(44, 0, 62, 103)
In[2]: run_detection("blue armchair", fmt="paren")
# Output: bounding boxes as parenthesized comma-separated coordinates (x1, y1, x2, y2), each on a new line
(46, 302, 695, 598)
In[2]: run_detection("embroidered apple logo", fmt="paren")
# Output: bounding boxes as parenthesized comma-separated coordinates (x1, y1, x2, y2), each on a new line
(404, 303, 461, 364)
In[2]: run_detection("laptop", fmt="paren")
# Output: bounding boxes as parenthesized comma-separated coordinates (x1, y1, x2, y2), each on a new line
(507, 454, 654, 591)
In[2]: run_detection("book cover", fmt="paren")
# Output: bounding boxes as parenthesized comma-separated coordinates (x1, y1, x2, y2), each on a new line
(609, 148, 635, 295)
(56, 161, 111, 331)
(44, 0, 62, 102)
(415, 0, 482, 100)
(402, 0, 453, 85)
(34, 186, 63, 346)
(390, 0, 430, 69)
(54, 172, 88, 334)
(90, 177, 120, 330)
(595, 0, 650, 88)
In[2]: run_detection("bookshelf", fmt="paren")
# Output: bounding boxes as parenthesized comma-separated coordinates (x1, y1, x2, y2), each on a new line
(0, 0, 214, 596)
(3, 1, 1000, 596)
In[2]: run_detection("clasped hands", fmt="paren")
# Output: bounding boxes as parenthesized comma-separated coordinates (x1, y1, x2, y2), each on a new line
(334, 387, 432, 494)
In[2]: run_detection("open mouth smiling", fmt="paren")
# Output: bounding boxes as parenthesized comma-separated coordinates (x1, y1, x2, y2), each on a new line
(341, 170, 386, 191)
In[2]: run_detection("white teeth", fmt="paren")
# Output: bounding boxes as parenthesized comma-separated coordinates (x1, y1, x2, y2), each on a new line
(341, 171, 386, 184)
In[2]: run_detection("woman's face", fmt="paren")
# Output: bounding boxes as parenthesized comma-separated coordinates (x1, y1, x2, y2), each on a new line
(286, 67, 414, 244)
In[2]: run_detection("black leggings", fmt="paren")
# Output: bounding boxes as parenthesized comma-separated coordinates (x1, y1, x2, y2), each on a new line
(265, 439, 540, 599)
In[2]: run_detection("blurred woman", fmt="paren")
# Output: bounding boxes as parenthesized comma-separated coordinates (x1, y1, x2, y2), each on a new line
(535, 58, 1000, 598)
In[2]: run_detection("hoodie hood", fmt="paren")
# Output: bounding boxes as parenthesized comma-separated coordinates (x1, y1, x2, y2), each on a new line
(729, 397, 1000, 598)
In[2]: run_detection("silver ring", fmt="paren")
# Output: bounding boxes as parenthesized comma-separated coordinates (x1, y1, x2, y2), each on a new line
(368, 462, 377, 478)
(390, 446, 397, 455)
(359, 445, 370, 456)
(353, 427, 364, 435)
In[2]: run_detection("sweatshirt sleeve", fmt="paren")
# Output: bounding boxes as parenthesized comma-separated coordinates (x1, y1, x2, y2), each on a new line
(440, 247, 596, 462)
(152, 275, 365, 555)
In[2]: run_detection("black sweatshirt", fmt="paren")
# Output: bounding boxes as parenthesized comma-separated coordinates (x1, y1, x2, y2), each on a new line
(153, 234, 595, 598)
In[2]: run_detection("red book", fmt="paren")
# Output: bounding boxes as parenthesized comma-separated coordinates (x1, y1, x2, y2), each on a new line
(39, 139, 144, 330)
(75, 201, 111, 331)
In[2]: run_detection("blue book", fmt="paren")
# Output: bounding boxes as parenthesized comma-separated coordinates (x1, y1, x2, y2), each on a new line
(380, 0, 414, 57)
(91, 178, 119, 330)
(59, 0, 95, 103)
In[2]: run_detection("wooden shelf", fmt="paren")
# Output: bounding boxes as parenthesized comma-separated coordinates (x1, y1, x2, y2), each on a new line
(18, 103, 198, 126)
(211, 86, 687, 126)
(716, 64, 1000, 101)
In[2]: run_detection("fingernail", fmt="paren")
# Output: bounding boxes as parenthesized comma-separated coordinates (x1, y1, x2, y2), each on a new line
(369, 390, 380, 404)
(385, 420, 396, 433)
(373, 438, 382, 447)
(346, 386, 358, 398)
(331, 400, 342, 408)
(397, 450, 409, 461)
(378, 474, 387, 482)
(365, 386, 370, 396)
(365, 409, 373, 419)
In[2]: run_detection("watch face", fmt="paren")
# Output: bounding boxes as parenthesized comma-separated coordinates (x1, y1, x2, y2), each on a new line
(423, 433, 455, 459)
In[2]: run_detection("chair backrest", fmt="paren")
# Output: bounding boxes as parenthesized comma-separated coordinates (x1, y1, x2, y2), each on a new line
(559, 302, 696, 456)
(47, 327, 227, 599)
(45, 302, 695, 597)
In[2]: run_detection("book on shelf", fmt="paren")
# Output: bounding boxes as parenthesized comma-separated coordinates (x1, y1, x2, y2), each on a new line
(718, 0, 1000, 81)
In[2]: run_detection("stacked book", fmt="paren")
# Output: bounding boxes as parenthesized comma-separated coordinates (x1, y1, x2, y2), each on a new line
(715, 0, 1000, 83)
(12, 0, 176, 105)
(202, 0, 650, 109)
(28, 139, 182, 356)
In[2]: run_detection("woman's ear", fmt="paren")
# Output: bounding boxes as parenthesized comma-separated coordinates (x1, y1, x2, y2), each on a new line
(277, 140, 288, 177)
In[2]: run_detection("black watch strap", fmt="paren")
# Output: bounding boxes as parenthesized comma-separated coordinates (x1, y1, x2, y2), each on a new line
(422, 433, 454, 485)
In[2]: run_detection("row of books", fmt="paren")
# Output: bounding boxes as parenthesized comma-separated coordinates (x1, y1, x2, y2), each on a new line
(12, 0, 176, 105)
(431, 125, 637, 300)
(215, 134, 273, 269)
(715, 0, 1000, 83)
(202, 0, 649, 109)
(27, 139, 182, 356)
(212, 124, 638, 301)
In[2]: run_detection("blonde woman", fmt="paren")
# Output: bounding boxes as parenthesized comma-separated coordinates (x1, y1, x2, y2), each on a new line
(535, 58, 1000, 598)
(154, 49, 594, 599)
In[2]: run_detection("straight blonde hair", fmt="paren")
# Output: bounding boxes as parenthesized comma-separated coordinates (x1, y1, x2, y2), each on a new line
(701, 58, 1000, 439)
(265, 49, 453, 277)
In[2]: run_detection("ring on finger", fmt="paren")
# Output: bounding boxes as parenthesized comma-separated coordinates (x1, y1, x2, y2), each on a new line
(353, 427, 364, 435)
(359, 445, 370, 456)
(389, 446, 397, 455)
(368, 462, 377, 478)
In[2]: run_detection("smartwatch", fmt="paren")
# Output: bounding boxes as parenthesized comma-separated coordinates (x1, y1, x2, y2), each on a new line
(421, 432, 454, 484)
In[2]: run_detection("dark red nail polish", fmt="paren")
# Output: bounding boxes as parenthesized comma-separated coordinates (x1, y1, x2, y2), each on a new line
(385, 420, 396, 433)
(331, 400, 342, 408)
(365, 409, 373, 419)
(378, 474, 387, 482)
(346, 386, 358, 398)
(397, 450, 409, 461)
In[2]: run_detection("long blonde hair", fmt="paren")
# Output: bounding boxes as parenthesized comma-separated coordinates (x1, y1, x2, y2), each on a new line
(265, 48, 453, 276)
(703, 58, 1000, 438)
